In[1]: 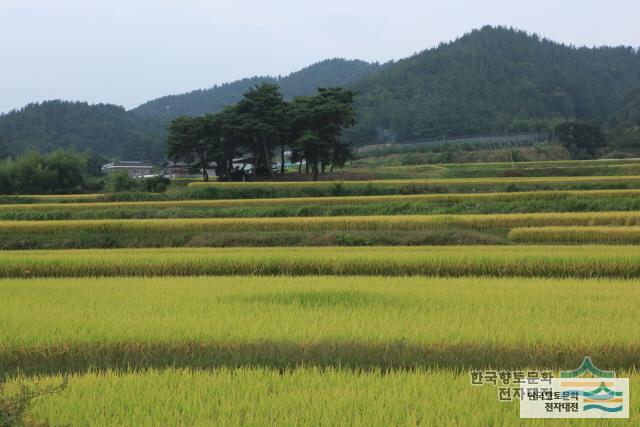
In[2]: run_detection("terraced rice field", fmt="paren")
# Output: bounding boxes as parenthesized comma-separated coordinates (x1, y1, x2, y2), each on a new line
(4, 211, 640, 235)
(0, 246, 639, 278)
(0, 188, 638, 212)
(3, 163, 640, 425)
(2, 275, 640, 424)
(14, 369, 640, 427)
(0, 190, 640, 211)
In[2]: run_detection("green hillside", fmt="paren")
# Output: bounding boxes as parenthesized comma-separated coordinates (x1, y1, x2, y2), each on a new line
(0, 101, 166, 162)
(2, 27, 639, 161)
(346, 26, 640, 145)
(132, 58, 381, 119)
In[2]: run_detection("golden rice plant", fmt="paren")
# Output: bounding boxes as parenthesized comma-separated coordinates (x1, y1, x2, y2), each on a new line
(2, 368, 513, 426)
(4, 211, 640, 234)
(0, 246, 639, 278)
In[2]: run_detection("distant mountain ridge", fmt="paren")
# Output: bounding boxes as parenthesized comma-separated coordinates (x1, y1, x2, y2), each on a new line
(1, 26, 639, 161)
(0, 59, 380, 161)
(132, 58, 382, 119)
(346, 26, 640, 144)
(0, 101, 166, 161)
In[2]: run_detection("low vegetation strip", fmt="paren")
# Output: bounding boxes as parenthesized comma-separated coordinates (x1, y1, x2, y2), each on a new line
(509, 226, 640, 243)
(1, 246, 640, 278)
(4, 211, 640, 234)
(3, 189, 640, 212)
(188, 175, 640, 188)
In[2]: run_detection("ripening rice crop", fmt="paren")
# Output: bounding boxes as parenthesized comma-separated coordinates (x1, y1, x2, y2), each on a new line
(2, 275, 640, 372)
(1, 273, 640, 400)
(4, 275, 640, 425)
(4, 211, 640, 234)
(0, 368, 536, 426)
(3, 189, 640, 212)
(1, 246, 640, 278)
(11, 368, 640, 426)
(509, 226, 640, 244)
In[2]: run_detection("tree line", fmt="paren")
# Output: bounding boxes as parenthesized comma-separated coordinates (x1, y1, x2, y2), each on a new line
(0, 150, 169, 195)
(167, 84, 356, 181)
(0, 151, 96, 195)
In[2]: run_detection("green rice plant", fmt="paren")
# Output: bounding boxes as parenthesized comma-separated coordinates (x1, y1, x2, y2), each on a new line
(509, 226, 640, 244)
(0, 246, 639, 278)
(16, 194, 104, 202)
(188, 175, 640, 188)
(7, 368, 638, 426)
(2, 188, 640, 212)
(0, 229, 507, 250)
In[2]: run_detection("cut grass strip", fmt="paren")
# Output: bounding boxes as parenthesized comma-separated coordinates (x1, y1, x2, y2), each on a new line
(509, 226, 640, 244)
(0, 246, 639, 278)
(188, 175, 640, 187)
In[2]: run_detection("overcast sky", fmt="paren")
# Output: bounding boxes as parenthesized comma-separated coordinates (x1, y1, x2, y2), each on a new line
(1, 0, 639, 113)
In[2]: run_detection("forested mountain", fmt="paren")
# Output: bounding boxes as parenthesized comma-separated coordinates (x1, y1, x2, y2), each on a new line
(132, 58, 381, 119)
(0, 101, 166, 161)
(2, 27, 639, 161)
(346, 26, 640, 145)
(609, 87, 640, 129)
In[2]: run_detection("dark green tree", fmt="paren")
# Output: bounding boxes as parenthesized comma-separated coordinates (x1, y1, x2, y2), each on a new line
(235, 84, 287, 178)
(555, 121, 606, 158)
(290, 88, 356, 180)
(106, 170, 138, 193)
(0, 150, 88, 195)
(0, 137, 9, 160)
(167, 116, 216, 181)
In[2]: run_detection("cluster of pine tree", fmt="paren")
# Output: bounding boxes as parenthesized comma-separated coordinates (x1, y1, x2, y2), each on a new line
(167, 84, 356, 181)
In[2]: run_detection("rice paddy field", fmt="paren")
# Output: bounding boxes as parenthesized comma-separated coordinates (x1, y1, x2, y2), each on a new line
(3, 161, 640, 425)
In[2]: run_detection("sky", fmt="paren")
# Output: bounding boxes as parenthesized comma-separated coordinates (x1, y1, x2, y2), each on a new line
(1, 0, 639, 113)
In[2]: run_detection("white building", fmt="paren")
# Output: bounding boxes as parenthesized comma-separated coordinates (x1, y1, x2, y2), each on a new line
(101, 161, 153, 177)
